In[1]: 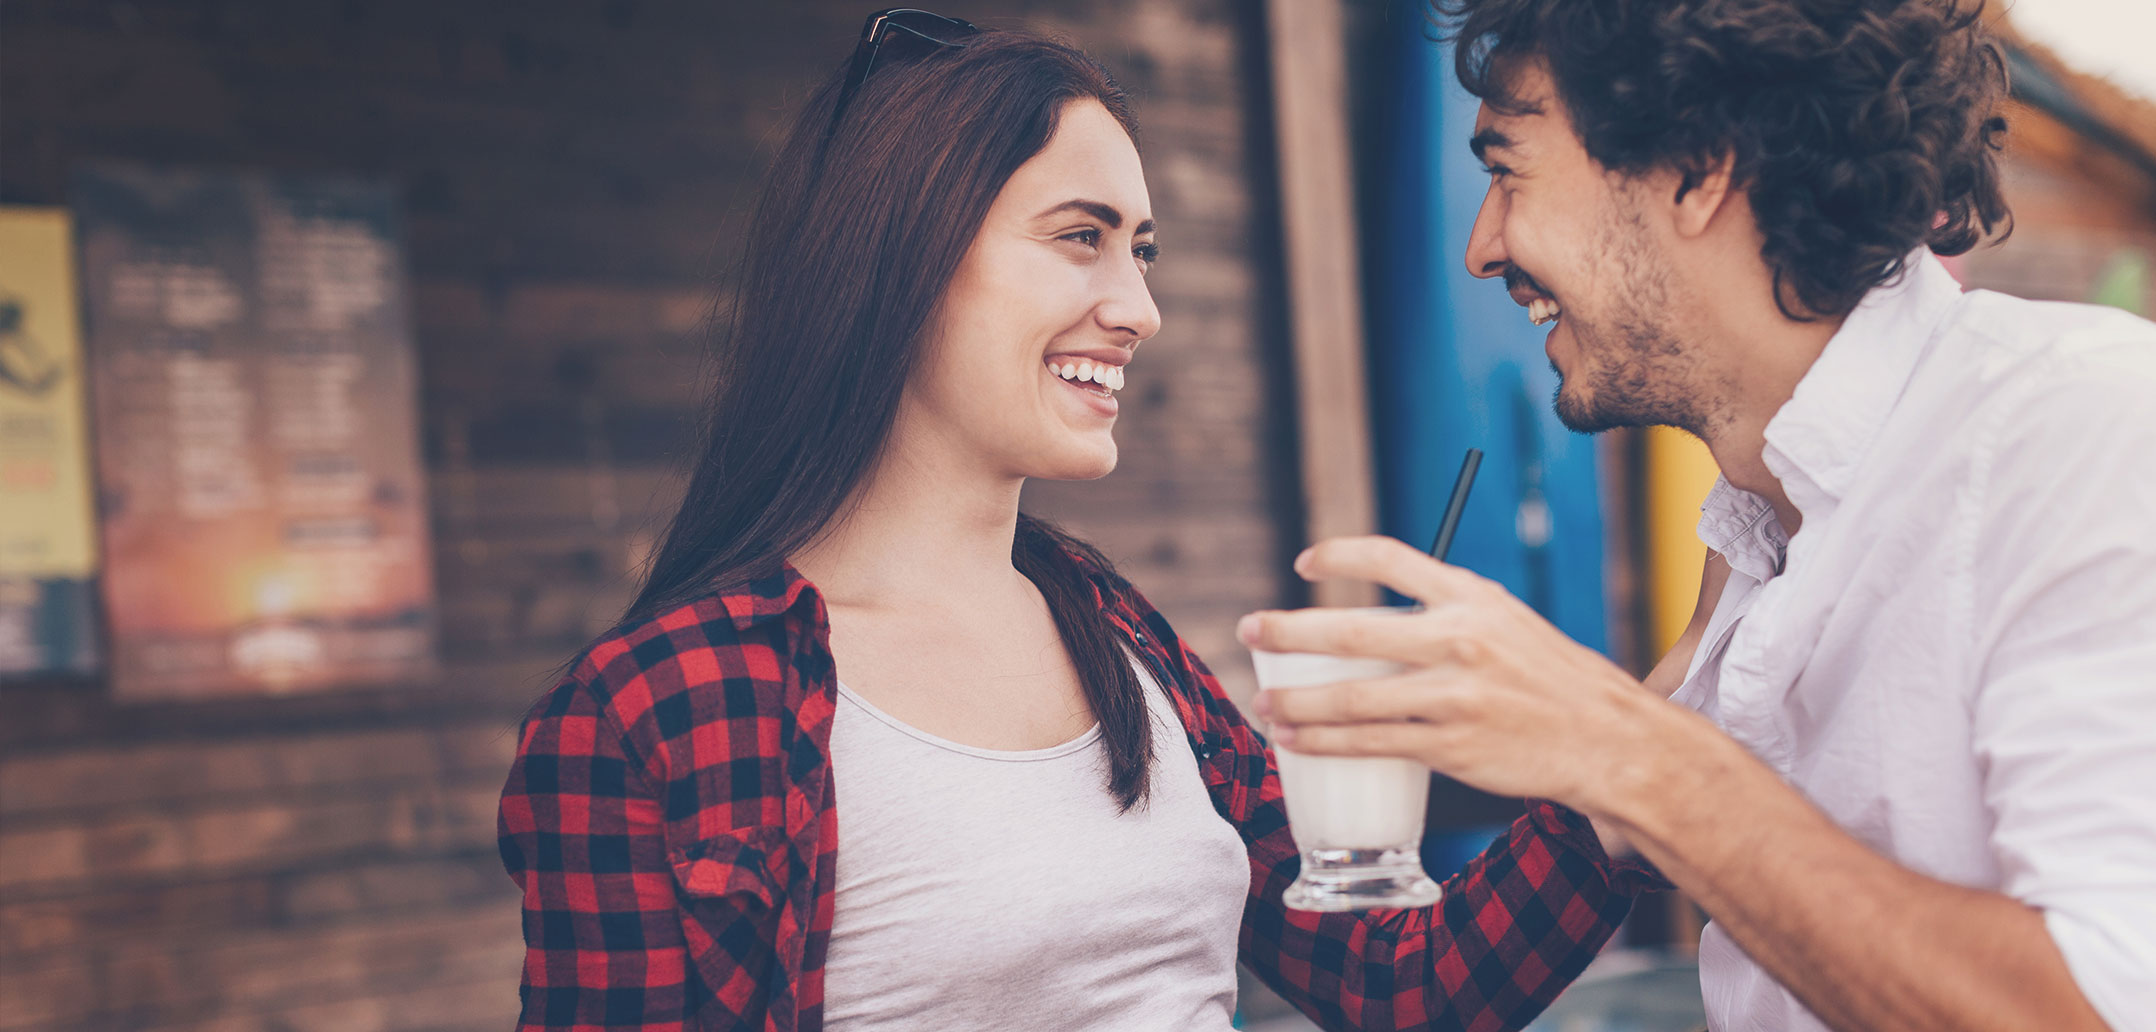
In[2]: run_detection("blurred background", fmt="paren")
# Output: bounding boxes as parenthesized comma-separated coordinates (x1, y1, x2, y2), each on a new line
(1, 1, 2150, 1030)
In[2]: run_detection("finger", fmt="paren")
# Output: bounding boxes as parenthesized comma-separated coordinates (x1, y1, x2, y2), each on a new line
(1293, 535, 1480, 606)
(1271, 720, 1436, 761)
(1259, 672, 1464, 726)
(1237, 605, 1435, 663)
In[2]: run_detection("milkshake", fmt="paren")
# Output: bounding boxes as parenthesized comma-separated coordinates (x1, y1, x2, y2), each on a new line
(1252, 615, 1444, 912)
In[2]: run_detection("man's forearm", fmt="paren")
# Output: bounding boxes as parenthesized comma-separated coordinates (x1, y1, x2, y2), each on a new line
(1598, 700, 2110, 1032)
(1237, 537, 2120, 1029)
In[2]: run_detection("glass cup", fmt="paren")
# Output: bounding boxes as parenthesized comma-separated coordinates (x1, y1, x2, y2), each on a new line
(1252, 608, 1443, 912)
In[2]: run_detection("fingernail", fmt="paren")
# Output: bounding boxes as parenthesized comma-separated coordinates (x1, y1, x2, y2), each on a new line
(1237, 613, 1262, 645)
(1251, 691, 1274, 718)
(1292, 549, 1313, 576)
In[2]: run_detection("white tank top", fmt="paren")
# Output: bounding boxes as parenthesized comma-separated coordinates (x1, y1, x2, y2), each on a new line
(822, 661, 1249, 1031)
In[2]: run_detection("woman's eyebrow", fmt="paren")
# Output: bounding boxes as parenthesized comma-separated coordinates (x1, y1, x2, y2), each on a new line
(1033, 199, 1156, 236)
(1034, 198, 1145, 229)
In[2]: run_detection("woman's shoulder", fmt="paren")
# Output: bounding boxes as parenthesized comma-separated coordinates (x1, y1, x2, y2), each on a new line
(1020, 516, 1138, 601)
(530, 573, 817, 742)
(1041, 534, 1220, 679)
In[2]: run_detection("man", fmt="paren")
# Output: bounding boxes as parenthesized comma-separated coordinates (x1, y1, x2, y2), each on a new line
(1238, 1, 2155, 1030)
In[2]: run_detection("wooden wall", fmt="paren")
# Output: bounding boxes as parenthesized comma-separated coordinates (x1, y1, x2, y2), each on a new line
(0, 2, 1303, 1028)
(1954, 99, 2156, 306)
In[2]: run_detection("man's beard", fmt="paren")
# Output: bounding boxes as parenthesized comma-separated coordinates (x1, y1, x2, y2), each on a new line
(1545, 205, 1706, 436)
(1548, 309, 1696, 434)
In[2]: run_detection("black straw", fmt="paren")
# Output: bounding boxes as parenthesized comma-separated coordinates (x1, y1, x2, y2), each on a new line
(1427, 448, 1483, 561)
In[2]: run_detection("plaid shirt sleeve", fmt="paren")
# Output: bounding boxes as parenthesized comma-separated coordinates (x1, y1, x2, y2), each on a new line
(498, 600, 804, 1032)
(1114, 580, 1662, 1032)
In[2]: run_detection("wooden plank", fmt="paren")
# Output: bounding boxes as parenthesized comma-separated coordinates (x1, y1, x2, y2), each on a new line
(1, 904, 522, 1031)
(133, 973, 522, 1032)
(0, 655, 559, 754)
(1263, 0, 1381, 608)
(0, 878, 279, 959)
(0, 852, 509, 962)
(0, 780, 505, 896)
(0, 721, 517, 818)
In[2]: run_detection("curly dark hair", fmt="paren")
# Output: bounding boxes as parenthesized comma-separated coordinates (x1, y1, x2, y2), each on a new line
(1436, 0, 2012, 319)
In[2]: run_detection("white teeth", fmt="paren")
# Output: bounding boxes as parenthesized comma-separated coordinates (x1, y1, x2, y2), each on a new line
(1048, 358, 1125, 391)
(1528, 298, 1561, 326)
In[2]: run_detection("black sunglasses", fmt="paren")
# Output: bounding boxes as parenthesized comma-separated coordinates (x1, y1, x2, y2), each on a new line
(825, 9, 981, 145)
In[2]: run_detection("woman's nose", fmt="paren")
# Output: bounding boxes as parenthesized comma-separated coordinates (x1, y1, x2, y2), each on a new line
(1101, 265, 1162, 342)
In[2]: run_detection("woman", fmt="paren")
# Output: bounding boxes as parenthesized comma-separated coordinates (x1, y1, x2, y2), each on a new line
(497, 12, 1659, 1031)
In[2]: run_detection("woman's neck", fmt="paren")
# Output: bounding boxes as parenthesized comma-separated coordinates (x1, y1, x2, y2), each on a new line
(789, 432, 1031, 612)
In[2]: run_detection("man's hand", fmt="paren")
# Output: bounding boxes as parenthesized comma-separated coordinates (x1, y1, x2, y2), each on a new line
(1241, 537, 2115, 1032)
(1237, 535, 1700, 820)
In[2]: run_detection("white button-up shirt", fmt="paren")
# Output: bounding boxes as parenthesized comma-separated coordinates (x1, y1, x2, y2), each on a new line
(1672, 252, 2156, 1032)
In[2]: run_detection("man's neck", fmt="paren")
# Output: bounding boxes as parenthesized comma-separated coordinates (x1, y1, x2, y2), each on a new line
(789, 425, 1031, 613)
(1693, 295, 1847, 538)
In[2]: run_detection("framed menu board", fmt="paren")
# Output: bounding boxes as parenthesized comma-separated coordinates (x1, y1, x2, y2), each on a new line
(0, 207, 101, 678)
(74, 167, 437, 698)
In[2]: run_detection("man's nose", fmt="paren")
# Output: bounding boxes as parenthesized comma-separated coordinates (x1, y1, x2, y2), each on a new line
(1463, 182, 1509, 280)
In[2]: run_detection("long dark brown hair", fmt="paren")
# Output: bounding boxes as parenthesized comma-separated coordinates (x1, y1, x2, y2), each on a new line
(625, 29, 1155, 808)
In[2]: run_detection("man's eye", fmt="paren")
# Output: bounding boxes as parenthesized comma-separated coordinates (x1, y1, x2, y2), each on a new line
(1480, 164, 1512, 180)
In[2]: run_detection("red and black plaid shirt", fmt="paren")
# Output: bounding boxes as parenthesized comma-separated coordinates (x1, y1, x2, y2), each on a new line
(498, 545, 1664, 1031)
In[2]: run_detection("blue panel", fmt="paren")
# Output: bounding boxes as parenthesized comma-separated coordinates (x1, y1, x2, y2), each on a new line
(1366, 12, 1608, 653)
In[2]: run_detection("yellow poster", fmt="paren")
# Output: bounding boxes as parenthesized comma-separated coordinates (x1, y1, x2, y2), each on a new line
(1644, 425, 1721, 656)
(0, 206, 101, 676)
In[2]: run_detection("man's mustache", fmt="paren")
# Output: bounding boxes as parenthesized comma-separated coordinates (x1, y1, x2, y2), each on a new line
(1502, 264, 1549, 297)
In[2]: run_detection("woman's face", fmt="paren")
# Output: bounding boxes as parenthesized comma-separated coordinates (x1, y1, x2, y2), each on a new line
(902, 98, 1161, 483)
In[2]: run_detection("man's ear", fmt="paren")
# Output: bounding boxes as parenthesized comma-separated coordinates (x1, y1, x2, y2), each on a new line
(1671, 151, 1736, 238)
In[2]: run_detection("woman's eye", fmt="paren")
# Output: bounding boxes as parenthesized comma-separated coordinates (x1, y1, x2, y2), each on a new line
(1061, 228, 1102, 248)
(1134, 242, 1160, 271)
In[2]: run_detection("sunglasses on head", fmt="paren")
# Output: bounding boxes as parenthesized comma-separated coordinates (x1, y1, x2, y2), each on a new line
(825, 8, 981, 145)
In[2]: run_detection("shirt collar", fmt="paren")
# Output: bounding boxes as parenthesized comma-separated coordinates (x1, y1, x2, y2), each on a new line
(1697, 474, 1787, 584)
(1759, 250, 1965, 524)
(718, 561, 825, 632)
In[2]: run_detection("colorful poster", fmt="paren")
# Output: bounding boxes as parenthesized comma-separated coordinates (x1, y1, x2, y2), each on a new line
(0, 207, 101, 677)
(74, 167, 437, 698)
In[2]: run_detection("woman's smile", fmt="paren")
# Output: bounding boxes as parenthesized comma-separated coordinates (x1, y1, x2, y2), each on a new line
(1045, 351, 1129, 417)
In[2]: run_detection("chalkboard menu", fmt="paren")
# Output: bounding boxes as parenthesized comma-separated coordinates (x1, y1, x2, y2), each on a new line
(74, 167, 437, 698)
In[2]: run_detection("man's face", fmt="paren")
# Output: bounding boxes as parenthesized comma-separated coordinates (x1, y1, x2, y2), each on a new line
(1463, 59, 1705, 435)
